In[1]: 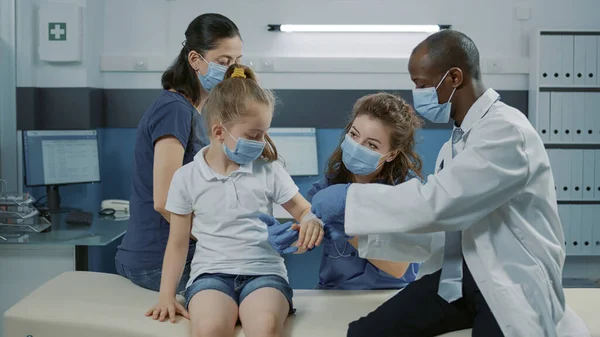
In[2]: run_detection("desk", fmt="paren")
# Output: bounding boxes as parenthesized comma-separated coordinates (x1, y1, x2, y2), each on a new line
(0, 213, 127, 337)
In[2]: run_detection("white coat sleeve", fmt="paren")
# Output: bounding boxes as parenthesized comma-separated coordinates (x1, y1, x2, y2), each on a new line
(357, 232, 443, 262)
(345, 118, 530, 235)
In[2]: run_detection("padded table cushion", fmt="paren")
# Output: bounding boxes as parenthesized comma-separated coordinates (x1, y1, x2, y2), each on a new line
(4, 272, 599, 337)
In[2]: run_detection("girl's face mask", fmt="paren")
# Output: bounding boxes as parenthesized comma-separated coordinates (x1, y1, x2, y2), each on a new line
(221, 125, 266, 165)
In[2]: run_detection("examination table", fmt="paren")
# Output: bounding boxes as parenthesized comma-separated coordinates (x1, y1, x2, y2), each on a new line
(4, 271, 600, 337)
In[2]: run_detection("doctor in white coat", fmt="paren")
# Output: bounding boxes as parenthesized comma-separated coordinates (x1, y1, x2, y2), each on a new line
(311, 30, 590, 337)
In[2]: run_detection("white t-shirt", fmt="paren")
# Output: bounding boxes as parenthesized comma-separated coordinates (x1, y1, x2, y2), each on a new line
(165, 146, 299, 288)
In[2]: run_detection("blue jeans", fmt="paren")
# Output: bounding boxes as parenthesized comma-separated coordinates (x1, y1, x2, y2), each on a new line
(115, 259, 191, 294)
(185, 273, 294, 314)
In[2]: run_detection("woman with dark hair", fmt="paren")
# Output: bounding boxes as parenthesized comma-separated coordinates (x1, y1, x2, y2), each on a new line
(307, 92, 423, 290)
(115, 13, 243, 292)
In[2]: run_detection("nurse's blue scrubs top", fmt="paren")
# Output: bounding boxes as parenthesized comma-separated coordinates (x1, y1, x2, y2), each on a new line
(116, 90, 208, 270)
(307, 178, 420, 290)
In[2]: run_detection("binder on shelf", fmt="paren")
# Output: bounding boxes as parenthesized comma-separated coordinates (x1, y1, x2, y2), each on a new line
(561, 35, 575, 86)
(597, 36, 600, 86)
(595, 150, 600, 200)
(570, 150, 583, 200)
(539, 34, 553, 86)
(561, 92, 574, 143)
(583, 93, 596, 143)
(581, 205, 594, 255)
(549, 35, 564, 86)
(538, 92, 551, 142)
(556, 150, 570, 200)
(569, 204, 582, 255)
(582, 149, 595, 200)
(593, 204, 600, 255)
(584, 36, 597, 86)
(574, 36, 586, 86)
(595, 93, 600, 143)
(567, 205, 582, 255)
(558, 204, 570, 250)
(572, 92, 585, 143)
(550, 92, 562, 142)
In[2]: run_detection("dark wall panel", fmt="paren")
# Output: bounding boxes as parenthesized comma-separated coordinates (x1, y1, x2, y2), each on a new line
(17, 88, 528, 130)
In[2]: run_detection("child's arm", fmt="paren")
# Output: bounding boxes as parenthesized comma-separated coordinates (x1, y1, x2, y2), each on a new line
(146, 212, 192, 322)
(146, 168, 193, 323)
(347, 237, 411, 278)
(269, 161, 323, 253)
(281, 193, 324, 252)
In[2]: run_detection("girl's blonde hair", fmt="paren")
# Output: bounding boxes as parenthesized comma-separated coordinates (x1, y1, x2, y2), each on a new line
(204, 64, 278, 161)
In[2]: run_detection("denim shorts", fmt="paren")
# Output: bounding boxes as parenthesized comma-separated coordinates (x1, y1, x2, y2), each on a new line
(115, 259, 191, 294)
(184, 273, 295, 314)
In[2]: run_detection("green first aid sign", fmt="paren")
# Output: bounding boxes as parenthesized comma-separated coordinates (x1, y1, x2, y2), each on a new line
(48, 22, 67, 41)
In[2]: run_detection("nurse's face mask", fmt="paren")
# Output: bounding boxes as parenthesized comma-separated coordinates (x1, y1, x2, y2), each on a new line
(411, 70, 457, 123)
(341, 134, 392, 176)
(221, 124, 266, 165)
(198, 55, 228, 91)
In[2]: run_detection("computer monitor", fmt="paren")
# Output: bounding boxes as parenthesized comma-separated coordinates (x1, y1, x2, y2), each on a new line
(268, 128, 319, 176)
(23, 130, 100, 212)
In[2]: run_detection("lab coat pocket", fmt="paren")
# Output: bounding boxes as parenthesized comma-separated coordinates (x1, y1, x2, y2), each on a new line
(491, 283, 545, 337)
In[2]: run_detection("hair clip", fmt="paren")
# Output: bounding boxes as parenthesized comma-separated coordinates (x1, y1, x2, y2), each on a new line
(231, 68, 246, 78)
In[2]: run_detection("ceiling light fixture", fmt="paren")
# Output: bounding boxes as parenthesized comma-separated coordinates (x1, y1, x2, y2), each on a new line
(267, 24, 451, 33)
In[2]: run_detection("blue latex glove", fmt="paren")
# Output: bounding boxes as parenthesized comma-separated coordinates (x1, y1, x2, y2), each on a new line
(310, 183, 350, 224)
(258, 213, 299, 254)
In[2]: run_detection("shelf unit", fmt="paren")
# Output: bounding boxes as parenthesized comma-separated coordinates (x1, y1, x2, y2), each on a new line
(529, 29, 600, 258)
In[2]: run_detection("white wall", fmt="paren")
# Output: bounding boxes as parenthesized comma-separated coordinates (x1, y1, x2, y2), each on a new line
(16, 0, 105, 88)
(16, 0, 600, 90)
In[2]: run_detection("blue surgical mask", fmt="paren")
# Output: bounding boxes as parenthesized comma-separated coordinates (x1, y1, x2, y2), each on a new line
(198, 56, 227, 91)
(412, 70, 456, 123)
(222, 126, 266, 165)
(341, 134, 387, 176)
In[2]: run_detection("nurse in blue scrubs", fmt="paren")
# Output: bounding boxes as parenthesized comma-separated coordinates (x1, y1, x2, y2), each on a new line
(115, 14, 243, 292)
(307, 92, 423, 290)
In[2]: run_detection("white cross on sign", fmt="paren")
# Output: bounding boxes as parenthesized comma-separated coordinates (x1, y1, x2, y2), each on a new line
(49, 23, 66, 41)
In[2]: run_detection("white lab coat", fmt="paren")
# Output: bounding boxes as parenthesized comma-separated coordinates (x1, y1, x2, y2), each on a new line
(349, 89, 590, 337)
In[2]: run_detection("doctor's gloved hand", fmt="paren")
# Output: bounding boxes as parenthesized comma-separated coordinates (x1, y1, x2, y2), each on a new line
(259, 213, 299, 255)
(310, 183, 351, 224)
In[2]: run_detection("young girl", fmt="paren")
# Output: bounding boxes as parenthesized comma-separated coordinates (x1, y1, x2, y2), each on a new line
(307, 93, 423, 290)
(146, 65, 324, 337)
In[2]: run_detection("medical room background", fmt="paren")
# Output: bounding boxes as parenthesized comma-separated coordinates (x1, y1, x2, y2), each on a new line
(1, 0, 600, 291)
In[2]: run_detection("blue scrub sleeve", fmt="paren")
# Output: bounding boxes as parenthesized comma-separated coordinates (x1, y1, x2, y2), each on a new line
(149, 102, 192, 148)
(307, 178, 329, 202)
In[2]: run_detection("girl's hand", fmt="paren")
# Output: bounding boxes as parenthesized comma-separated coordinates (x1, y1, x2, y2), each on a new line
(296, 219, 325, 249)
(145, 295, 190, 323)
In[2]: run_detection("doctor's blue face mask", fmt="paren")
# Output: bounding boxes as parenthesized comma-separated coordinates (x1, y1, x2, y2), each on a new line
(198, 55, 228, 91)
(341, 134, 390, 176)
(221, 124, 266, 165)
(412, 70, 457, 123)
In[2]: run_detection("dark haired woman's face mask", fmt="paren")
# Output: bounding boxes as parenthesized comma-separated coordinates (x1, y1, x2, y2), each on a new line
(197, 36, 243, 91)
(198, 56, 228, 91)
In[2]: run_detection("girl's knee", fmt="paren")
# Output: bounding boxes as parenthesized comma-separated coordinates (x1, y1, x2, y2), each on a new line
(258, 311, 282, 333)
(192, 320, 234, 337)
(244, 312, 283, 337)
